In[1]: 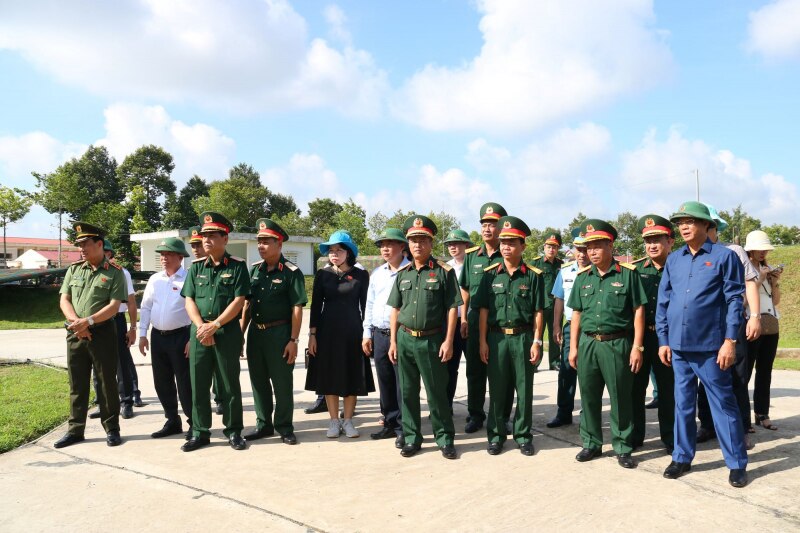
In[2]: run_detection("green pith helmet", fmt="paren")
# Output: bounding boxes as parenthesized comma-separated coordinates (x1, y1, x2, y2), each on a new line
(374, 227, 408, 245)
(669, 201, 714, 225)
(443, 229, 472, 245)
(155, 237, 190, 257)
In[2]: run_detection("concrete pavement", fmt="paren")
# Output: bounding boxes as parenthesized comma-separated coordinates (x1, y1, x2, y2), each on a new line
(1, 322, 799, 532)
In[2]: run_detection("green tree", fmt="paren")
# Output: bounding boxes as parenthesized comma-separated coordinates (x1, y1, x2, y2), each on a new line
(162, 175, 209, 230)
(331, 199, 372, 254)
(118, 145, 176, 230)
(0, 187, 33, 266)
(613, 211, 642, 259)
(272, 212, 314, 236)
(763, 224, 800, 245)
(719, 205, 760, 245)
(84, 201, 133, 266)
(469, 230, 481, 244)
(563, 212, 588, 246)
(192, 177, 269, 232)
(307, 198, 343, 233)
(428, 211, 459, 257)
(77, 145, 123, 205)
(229, 162, 262, 187)
(267, 191, 300, 219)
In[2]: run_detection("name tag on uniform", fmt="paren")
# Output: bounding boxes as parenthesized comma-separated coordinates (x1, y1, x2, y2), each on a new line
(519, 284, 529, 290)
(611, 282, 623, 287)
(221, 273, 232, 278)
(582, 284, 592, 289)
(426, 278, 438, 283)
(272, 279, 283, 284)
(400, 279, 411, 285)
(197, 274, 207, 279)
(473, 264, 485, 270)
(492, 283, 503, 288)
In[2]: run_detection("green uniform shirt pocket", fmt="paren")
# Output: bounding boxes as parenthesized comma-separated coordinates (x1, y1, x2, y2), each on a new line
(424, 280, 440, 300)
(608, 286, 628, 312)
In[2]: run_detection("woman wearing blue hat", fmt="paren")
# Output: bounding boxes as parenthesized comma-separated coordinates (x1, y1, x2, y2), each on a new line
(306, 230, 374, 438)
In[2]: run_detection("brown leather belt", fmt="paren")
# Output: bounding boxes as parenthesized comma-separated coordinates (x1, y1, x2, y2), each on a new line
(646, 324, 656, 332)
(253, 319, 290, 330)
(401, 325, 442, 338)
(584, 330, 628, 342)
(490, 325, 532, 336)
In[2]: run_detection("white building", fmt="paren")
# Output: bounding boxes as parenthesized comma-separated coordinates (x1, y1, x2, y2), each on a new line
(130, 230, 321, 274)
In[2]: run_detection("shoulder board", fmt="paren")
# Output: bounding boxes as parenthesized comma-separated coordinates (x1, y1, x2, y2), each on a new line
(71, 259, 86, 266)
(620, 262, 636, 270)
(398, 262, 413, 271)
(465, 245, 481, 254)
(284, 260, 298, 271)
(229, 256, 245, 262)
(192, 257, 206, 263)
(577, 265, 592, 274)
(107, 261, 121, 270)
(436, 260, 453, 272)
(561, 260, 575, 269)
(529, 265, 543, 275)
(483, 263, 502, 272)
(251, 260, 264, 266)
(631, 257, 647, 264)
(532, 255, 542, 261)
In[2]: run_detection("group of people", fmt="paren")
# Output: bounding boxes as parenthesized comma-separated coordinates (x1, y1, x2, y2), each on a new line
(53, 199, 783, 487)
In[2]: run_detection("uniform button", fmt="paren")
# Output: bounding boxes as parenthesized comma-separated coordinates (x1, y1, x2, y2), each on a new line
(257, 300, 260, 303)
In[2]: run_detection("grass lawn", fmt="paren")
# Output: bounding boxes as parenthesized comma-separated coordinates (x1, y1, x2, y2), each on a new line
(770, 246, 798, 348)
(0, 363, 70, 453)
(774, 357, 800, 371)
(0, 286, 64, 329)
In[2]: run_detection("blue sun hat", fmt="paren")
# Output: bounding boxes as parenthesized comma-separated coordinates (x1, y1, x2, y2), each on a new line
(319, 230, 359, 258)
(703, 203, 729, 232)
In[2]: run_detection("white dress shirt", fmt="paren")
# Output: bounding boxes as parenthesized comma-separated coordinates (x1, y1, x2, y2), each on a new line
(138, 266, 191, 336)
(118, 268, 135, 313)
(447, 257, 465, 317)
(362, 257, 410, 338)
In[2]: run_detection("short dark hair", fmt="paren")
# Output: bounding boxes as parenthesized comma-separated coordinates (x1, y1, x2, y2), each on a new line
(327, 247, 356, 268)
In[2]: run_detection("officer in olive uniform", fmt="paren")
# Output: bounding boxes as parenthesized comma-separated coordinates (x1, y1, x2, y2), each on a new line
(387, 215, 463, 459)
(473, 216, 545, 456)
(181, 212, 251, 451)
(532, 233, 564, 371)
(460, 202, 508, 433)
(631, 214, 675, 453)
(241, 218, 307, 445)
(54, 222, 128, 449)
(567, 219, 647, 469)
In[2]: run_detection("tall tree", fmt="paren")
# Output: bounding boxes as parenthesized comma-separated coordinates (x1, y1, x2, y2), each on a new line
(266, 191, 300, 219)
(719, 205, 761, 245)
(162, 175, 210, 229)
(77, 145, 123, 205)
(307, 198, 344, 233)
(428, 211, 459, 256)
(228, 162, 262, 187)
(0, 187, 33, 266)
(613, 211, 642, 259)
(117, 145, 176, 230)
(192, 177, 269, 232)
(563, 212, 588, 245)
(763, 224, 800, 246)
(330, 199, 371, 254)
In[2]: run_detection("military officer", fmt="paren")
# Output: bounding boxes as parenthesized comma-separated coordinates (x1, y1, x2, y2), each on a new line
(460, 202, 508, 434)
(387, 215, 462, 459)
(473, 216, 544, 456)
(532, 232, 564, 371)
(567, 219, 647, 469)
(241, 218, 307, 445)
(181, 212, 250, 451)
(443, 228, 472, 409)
(631, 214, 675, 453)
(54, 222, 127, 448)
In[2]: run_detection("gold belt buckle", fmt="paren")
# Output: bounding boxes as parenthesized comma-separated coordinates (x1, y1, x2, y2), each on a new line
(503, 327, 514, 335)
(411, 329, 422, 337)
(594, 334, 602, 341)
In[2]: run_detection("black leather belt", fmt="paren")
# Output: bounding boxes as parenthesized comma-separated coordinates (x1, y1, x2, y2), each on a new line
(490, 325, 532, 335)
(253, 319, 290, 330)
(401, 325, 442, 338)
(584, 330, 628, 342)
(371, 327, 390, 336)
(153, 325, 190, 336)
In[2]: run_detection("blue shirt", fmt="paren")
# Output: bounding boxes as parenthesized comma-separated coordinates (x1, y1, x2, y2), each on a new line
(656, 239, 744, 351)
(362, 258, 410, 337)
(551, 262, 580, 321)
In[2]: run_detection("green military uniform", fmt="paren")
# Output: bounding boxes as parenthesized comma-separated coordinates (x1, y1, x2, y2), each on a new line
(60, 222, 127, 437)
(472, 216, 545, 447)
(567, 219, 647, 455)
(246, 218, 307, 437)
(181, 213, 251, 439)
(459, 202, 507, 426)
(531, 233, 564, 371)
(631, 214, 675, 450)
(387, 215, 463, 449)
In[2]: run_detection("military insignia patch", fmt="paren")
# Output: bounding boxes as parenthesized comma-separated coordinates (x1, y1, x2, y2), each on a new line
(259, 221, 266, 229)
(192, 229, 198, 236)
(680, 205, 686, 212)
(503, 221, 511, 228)
(645, 218, 655, 227)
(204, 214, 213, 223)
(485, 206, 494, 215)
(414, 217, 423, 227)
(160, 240, 166, 245)
(76, 225, 82, 232)
(586, 224, 595, 232)
(550, 234, 556, 240)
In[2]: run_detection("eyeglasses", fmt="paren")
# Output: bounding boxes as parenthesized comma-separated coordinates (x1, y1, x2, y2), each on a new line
(675, 219, 698, 227)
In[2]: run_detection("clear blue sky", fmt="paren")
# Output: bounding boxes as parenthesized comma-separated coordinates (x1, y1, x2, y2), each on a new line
(2, 0, 799, 238)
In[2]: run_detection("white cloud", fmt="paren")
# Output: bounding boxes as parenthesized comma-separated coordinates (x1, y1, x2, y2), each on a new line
(620, 128, 800, 224)
(746, 0, 800, 61)
(262, 153, 343, 212)
(0, 133, 85, 188)
(391, 0, 672, 133)
(0, 1, 387, 117)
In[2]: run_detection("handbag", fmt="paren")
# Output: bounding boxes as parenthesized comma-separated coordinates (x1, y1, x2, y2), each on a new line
(761, 313, 779, 335)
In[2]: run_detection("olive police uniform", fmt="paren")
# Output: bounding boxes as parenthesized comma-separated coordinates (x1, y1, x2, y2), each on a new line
(531, 233, 564, 371)
(631, 215, 675, 450)
(459, 202, 508, 427)
(387, 216, 462, 449)
(472, 216, 545, 447)
(567, 220, 647, 455)
(181, 213, 251, 439)
(246, 219, 307, 437)
(60, 222, 127, 438)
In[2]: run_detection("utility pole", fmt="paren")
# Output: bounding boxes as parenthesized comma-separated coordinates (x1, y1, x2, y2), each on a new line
(695, 169, 700, 201)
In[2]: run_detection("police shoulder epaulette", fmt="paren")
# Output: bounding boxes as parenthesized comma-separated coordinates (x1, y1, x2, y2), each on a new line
(631, 257, 647, 264)
(529, 265, 543, 275)
(437, 260, 453, 272)
(229, 255, 245, 262)
(465, 245, 481, 254)
(106, 261, 121, 270)
(532, 255, 542, 261)
(398, 262, 413, 271)
(578, 265, 592, 274)
(620, 262, 636, 270)
(561, 260, 575, 269)
(283, 260, 298, 271)
(192, 257, 206, 263)
(484, 262, 501, 272)
(251, 259, 264, 266)
(71, 259, 86, 266)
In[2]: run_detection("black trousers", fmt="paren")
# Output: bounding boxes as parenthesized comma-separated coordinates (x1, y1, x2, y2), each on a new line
(372, 328, 402, 436)
(92, 313, 139, 407)
(151, 327, 193, 427)
(697, 321, 751, 430)
(746, 332, 779, 416)
(446, 322, 464, 408)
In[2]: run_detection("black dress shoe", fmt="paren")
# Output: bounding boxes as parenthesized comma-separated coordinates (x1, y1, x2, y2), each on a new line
(151, 422, 183, 438)
(546, 417, 571, 428)
(394, 435, 405, 449)
(575, 447, 602, 462)
(487, 442, 503, 455)
(229, 434, 247, 450)
(280, 432, 298, 445)
(441, 444, 457, 460)
(54, 433, 84, 449)
(304, 397, 327, 414)
(663, 461, 691, 479)
(400, 443, 421, 457)
(106, 431, 122, 447)
(120, 404, 133, 419)
(133, 393, 144, 408)
(243, 427, 275, 441)
(185, 428, 193, 441)
(729, 468, 748, 488)
(665, 445, 674, 455)
(214, 403, 223, 415)
(181, 436, 210, 452)
(464, 419, 483, 433)
(519, 442, 534, 456)
(88, 409, 101, 419)
(645, 398, 659, 409)
(696, 427, 716, 443)
(617, 453, 636, 469)
(370, 426, 396, 440)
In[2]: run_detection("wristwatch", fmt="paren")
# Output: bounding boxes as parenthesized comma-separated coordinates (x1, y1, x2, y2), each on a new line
(87, 316, 95, 326)
(289, 337, 299, 343)
(633, 344, 644, 352)
(533, 339, 544, 346)
(726, 338, 737, 344)
(213, 320, 222, 329)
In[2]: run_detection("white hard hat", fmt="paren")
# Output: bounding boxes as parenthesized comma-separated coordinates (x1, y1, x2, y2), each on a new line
(744, 230, 774, 251)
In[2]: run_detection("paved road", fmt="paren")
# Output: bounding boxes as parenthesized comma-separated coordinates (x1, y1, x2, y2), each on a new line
(1, 322, 799, 532)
